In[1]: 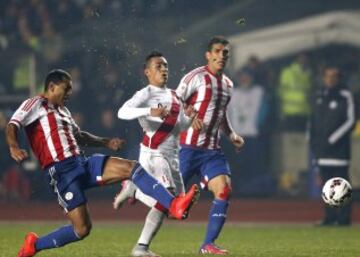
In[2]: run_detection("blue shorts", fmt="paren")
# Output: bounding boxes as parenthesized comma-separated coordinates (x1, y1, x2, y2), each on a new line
(179, 146, 231, 189)
(43, 154, 108, 212)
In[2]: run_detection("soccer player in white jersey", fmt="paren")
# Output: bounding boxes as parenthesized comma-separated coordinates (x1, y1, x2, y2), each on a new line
(114, 51, 200, 257)
(176, 36, 244, 255)
(6, 69, 199, 257)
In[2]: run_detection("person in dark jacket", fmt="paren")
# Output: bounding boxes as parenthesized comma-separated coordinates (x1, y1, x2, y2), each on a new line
(310, 67, 356, 226)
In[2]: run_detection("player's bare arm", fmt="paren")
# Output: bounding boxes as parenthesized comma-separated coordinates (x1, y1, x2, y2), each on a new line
(6, 123, 29, 163)
(75, 130, 125, 151)
(184, 104, 203, 131)
(221, 113, 244, 151)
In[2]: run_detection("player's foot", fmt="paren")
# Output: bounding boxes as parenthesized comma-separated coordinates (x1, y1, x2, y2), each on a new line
(17, 232, 38, 257)
(131, 244, 162, 257)
(199, 243, 229, 255)
(169, 184, 200, 220)
(113, 180, 137, 209)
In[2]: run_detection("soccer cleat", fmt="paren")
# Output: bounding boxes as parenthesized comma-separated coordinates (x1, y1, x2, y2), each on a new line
(131, 244, 162, 257)
(113, 180, 137, 210)
(199, 243, 229, 255)
(17, 232, 38, 257)
(169, 184, 200, 220)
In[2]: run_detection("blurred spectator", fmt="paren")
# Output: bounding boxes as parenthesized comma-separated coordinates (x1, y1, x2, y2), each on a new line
(228, 69, 273, 195)
(243, 55, 269, 88)
(278, 53, 312, 131)
(40, 21, 64, 67)
(49, 0, 81, 32)
(309, 67, 356, 226)
(99, 109, 117, 135)
(2, 165, 31, 202)
(0, 110, 31, 202)
(0, 111, 12, 171)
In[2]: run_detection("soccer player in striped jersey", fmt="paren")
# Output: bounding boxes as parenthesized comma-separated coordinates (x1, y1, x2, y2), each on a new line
(176, 36, 244, 255)
(114, 51, 200, 257)
(6, 69, 199, 257)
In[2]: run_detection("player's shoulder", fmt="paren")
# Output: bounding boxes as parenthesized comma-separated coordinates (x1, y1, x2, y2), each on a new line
(20, 95, 45, 110)
(223, 74, 234, 88)
(181, 66, 207, 85)
(132, 86, 153, 99)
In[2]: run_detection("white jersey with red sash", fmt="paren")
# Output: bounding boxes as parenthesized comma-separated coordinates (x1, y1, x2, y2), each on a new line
(117, 85, 191, 190)
(8, 96, 81, 169)
(118, 85, 192, 154)
(176, 66, 233, 149)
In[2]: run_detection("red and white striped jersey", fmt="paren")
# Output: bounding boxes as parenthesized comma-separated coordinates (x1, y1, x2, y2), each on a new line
(9, 96, 81, 169)
(118, 85, 192, 154)
(176, 66, 233, 149)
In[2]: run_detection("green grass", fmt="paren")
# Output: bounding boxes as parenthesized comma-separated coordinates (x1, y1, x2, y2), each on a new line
(1, 222, 359, 257)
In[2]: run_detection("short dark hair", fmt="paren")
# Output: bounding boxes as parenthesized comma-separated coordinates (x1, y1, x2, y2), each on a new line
(207, 36, 229, 52)
(144, 51, 164, 69)
(44, 69, 71, 91)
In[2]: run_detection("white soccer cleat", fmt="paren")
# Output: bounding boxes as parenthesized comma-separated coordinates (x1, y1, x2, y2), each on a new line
(131, 244, 161, 257)
(113, 180, 137, 210)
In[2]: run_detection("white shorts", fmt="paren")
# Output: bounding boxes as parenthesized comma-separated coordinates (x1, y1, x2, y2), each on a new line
(139, 150, 184, 195)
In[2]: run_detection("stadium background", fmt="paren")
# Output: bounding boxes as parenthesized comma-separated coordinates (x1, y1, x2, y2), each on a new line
(0, 0, 359, 224)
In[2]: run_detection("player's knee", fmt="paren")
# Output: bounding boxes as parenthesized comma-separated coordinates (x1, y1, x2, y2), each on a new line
(74, 222, 92, 239)
(214, 184, 232, 200)
(124, 160, 136, 178)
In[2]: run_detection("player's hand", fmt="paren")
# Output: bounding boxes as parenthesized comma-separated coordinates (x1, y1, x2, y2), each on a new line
(184, 104, 197, 118)
(230, 133, 245, 152)
(9, 146, 29, 163)
(191, 115, 204, 131)
(150, 106, 169, 119)
(106, 138, 125, 151)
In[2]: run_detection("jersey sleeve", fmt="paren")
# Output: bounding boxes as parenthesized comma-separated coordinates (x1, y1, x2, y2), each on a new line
(117, 88, 151, 120)
(8, 98, 42, 128)
(176, 73, 200, 102)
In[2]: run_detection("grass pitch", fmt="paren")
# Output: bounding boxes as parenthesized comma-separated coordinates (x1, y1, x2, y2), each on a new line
(0, 222, 359, 257)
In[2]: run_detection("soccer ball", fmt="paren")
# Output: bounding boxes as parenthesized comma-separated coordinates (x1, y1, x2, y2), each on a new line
(322, 177, 352, 207)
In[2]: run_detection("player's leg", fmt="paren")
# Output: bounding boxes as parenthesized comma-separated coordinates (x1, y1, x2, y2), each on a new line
(113, 151, 159, 209)
(201, 174, 231, 251)
(113, 180, 140, 209)
(132, 207, 165, 257)
(199, 150, 231, 255)
(18, 177, 90, 257)
(113, 153, 181, 210)
(132, 155, 179, 257)
(35, 205, 91, 250)
(93, 155, 199, 220)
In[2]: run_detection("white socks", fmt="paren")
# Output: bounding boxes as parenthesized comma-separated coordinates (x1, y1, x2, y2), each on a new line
(135, 188, 157, 208)
(137, 207, 165, 246)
